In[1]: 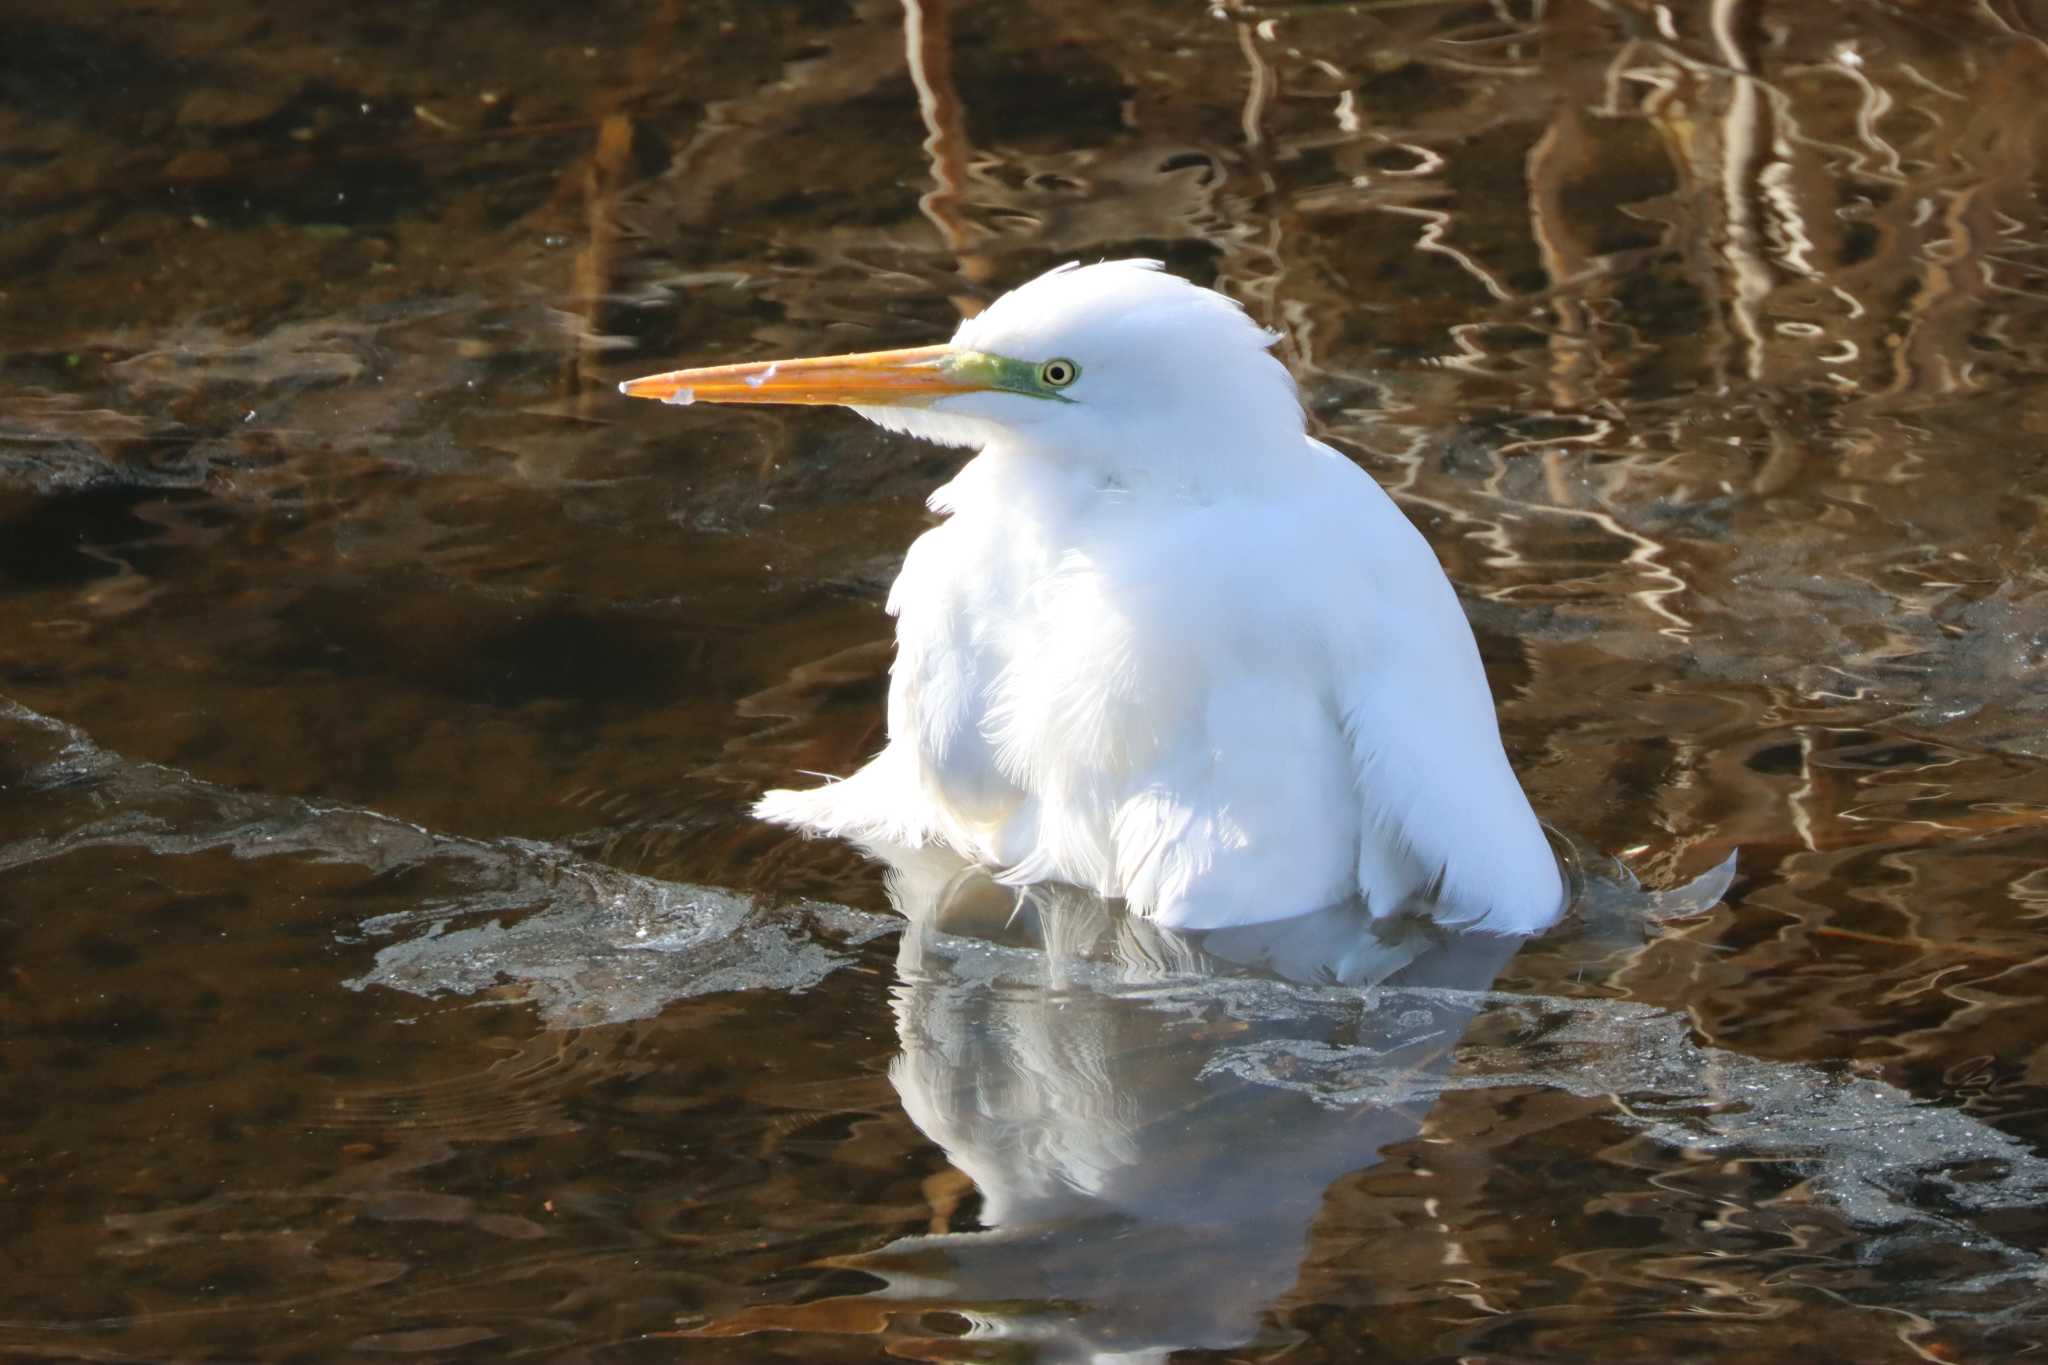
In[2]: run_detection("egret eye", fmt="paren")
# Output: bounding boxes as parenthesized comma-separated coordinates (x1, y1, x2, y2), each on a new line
(1039, 358, 1079, 389)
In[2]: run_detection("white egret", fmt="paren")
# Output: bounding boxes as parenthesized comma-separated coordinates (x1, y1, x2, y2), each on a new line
(621, 261, 1562, 934)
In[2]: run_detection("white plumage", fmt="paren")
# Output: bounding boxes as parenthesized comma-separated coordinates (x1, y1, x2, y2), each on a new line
(623, 261, 1563, 934)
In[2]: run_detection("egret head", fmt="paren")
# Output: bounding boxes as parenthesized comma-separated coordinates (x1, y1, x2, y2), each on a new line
(620, 261, 1304, 487)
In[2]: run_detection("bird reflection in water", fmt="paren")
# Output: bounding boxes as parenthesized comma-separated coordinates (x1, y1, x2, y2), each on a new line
(694, 844, 1532, 1363)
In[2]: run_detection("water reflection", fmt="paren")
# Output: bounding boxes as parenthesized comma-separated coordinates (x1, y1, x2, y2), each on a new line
(685, 846, 2048, 1362)
(694, 855, 1523, 1361)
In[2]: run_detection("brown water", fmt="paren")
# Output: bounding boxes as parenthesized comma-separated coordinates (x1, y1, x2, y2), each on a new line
(8, 1, 2048, 1359)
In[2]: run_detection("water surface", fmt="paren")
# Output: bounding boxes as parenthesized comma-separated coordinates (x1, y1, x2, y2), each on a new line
(7, 1, 2048, 1360)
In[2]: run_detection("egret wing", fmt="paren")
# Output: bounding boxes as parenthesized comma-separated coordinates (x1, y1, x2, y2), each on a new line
(1337, 577, 1563, 934)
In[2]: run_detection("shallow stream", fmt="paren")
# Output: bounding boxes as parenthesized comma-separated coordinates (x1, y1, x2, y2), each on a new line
(7, 2, 2048, 1359)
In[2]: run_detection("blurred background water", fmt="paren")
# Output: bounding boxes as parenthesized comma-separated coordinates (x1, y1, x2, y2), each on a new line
(7, 1, 2048, 1360)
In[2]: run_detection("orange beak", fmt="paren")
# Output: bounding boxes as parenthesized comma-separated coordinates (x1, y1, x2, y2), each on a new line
(618, 344, 985, 408)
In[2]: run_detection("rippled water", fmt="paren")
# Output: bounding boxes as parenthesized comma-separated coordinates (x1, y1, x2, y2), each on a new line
(8, 1, 2048, 1360)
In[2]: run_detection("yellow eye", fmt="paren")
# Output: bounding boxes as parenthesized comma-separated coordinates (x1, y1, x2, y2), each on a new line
(1039, 358, 1079, 388)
